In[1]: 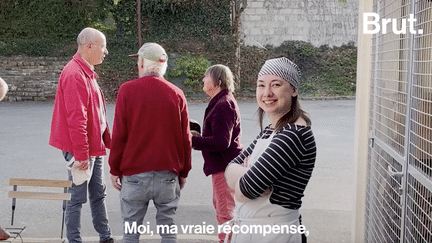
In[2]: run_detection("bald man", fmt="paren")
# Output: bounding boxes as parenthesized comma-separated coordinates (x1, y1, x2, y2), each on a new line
(0, 77, 8, 101)
(49, 27, 114, 243)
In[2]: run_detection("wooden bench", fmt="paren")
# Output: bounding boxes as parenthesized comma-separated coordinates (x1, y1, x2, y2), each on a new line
(6, 178, 71, 242)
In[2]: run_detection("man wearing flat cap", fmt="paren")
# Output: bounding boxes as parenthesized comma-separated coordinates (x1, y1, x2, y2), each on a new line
(109, 43, 192, 243)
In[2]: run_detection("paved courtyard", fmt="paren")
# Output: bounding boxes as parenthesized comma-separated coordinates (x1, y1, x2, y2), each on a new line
(0, 99, 356, 242)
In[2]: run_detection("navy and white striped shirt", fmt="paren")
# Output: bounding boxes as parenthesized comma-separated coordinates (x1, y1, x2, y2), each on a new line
(231, 124, 316, 210)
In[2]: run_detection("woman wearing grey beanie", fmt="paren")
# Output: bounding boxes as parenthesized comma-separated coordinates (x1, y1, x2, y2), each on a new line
(225, 57, 316, 243)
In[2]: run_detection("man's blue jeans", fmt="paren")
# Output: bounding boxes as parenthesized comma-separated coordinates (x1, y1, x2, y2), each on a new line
(63, 152, 112, 243)
(121, 171, 180, 243)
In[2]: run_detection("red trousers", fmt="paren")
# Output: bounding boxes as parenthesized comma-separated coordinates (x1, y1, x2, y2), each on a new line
(212, 172, 235, 242)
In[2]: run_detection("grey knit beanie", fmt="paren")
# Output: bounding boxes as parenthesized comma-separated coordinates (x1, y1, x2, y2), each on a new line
(258, 57, 301, 89)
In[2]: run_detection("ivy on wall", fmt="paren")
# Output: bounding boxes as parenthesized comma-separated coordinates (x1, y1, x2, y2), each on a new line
(0, 0, 113, 39)
(113, 0, 231, 41)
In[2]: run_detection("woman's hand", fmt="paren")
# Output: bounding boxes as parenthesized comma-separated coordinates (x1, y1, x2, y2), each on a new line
(243, 157, 249, 167)
(225, 162, 272, 202)
(225, 163, 247, 189)
(225, 163, 254, 203)
(191, 130, 201, 137)
(261, 187, 272, 197)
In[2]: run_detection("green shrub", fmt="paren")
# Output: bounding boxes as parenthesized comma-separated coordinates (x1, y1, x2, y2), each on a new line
(169, 54, 210, 90)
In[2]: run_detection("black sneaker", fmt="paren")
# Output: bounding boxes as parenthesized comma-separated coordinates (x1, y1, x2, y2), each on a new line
(100, 238, 115, 243)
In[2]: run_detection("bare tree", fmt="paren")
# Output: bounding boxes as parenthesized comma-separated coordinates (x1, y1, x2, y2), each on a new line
(137, 0, 142, 47)
(232, 0, 247, 91)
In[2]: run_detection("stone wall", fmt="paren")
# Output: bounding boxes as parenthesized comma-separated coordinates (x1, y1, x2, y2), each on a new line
(241, 0, 359, 47)
(0, 56, 69, 102)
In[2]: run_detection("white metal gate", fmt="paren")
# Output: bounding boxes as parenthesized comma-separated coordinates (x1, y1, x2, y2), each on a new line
(366, 0, 432, 242)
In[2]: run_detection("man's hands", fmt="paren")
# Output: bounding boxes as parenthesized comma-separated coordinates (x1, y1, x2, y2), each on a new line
(179, 176, 186, 190)
(109, 175, 186, 191)
(111, 175, 122, 191)
(75, 160, 89, 170)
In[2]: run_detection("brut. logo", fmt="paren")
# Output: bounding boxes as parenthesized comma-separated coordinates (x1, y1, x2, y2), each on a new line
(363, 13, 423, 35)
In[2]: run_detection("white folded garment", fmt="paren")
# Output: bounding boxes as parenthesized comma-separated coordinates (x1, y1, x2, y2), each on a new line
(67, 157, 93, 185)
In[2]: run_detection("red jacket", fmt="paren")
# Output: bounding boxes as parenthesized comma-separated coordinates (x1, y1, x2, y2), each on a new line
(108, 74, 191, 178)
(49, 53, 111, 161)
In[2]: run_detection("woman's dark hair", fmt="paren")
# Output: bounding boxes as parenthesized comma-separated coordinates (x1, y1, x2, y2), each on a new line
(258, 94, 311, 132)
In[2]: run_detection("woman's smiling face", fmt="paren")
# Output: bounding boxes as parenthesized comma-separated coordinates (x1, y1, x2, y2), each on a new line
(256, 74, 297, 123)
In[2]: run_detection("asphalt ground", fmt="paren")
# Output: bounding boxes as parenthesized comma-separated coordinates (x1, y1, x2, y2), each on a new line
(0, 99, 356, 243)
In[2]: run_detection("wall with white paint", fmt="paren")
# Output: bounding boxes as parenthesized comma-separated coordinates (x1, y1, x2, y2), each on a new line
(241, 0, 358, 47)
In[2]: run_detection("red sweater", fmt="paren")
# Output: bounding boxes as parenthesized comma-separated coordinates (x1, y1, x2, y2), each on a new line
(49, 54, 111, 161)
(108, 74, 192, 178)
